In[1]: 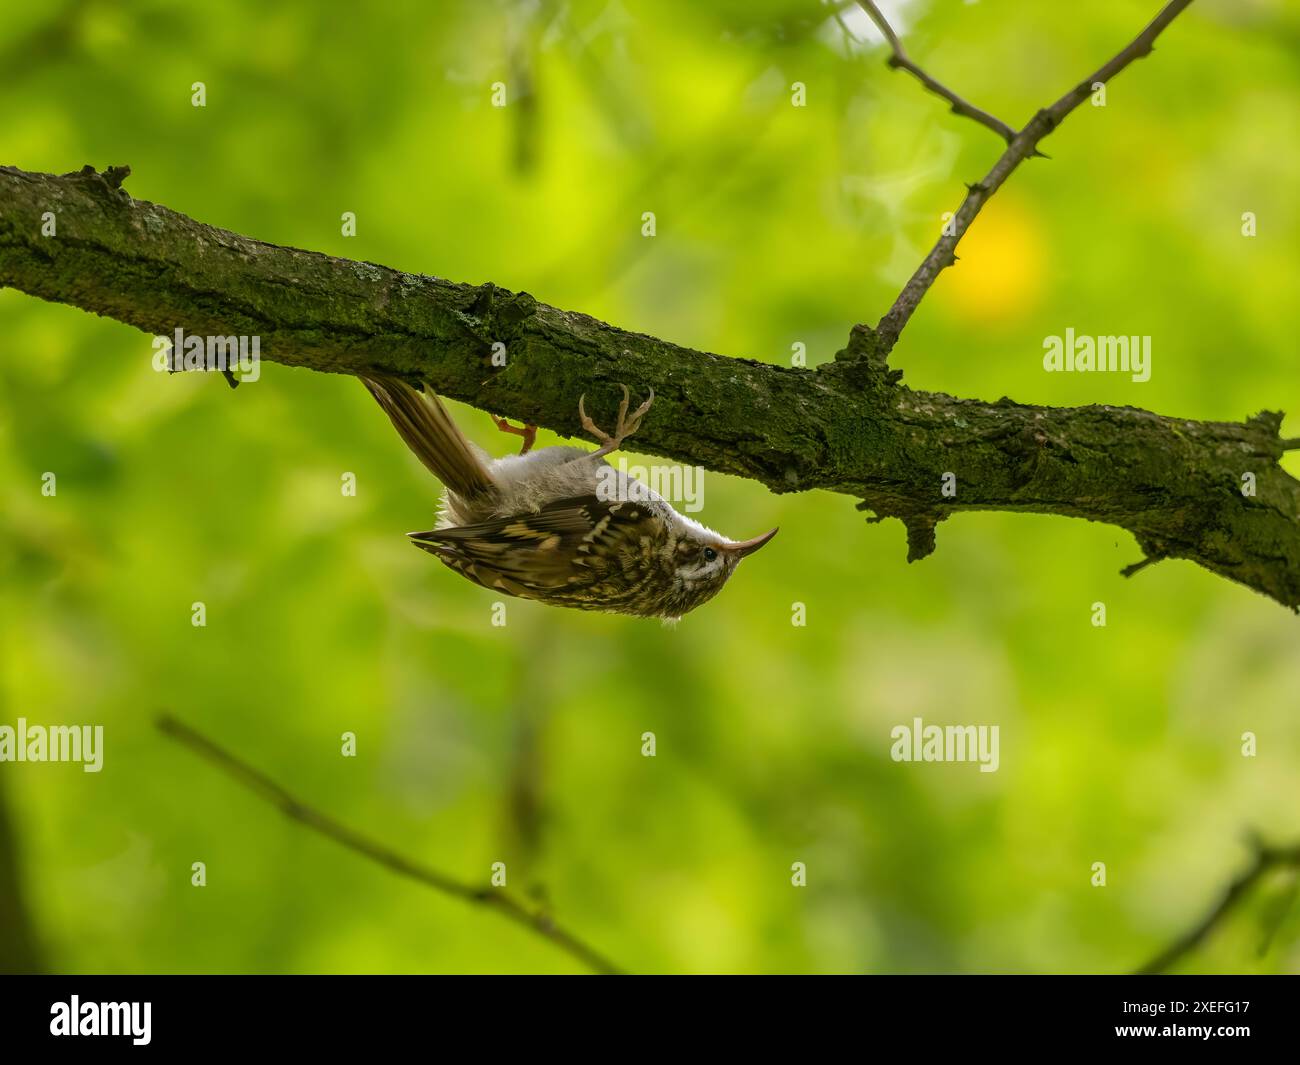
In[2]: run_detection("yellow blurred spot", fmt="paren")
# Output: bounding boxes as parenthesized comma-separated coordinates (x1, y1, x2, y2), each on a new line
(941, 195, 1046, 325)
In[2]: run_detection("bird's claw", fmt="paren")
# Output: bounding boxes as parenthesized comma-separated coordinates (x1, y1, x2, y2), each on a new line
(578, 384, 654, 458)
(491, 414, 537, 454)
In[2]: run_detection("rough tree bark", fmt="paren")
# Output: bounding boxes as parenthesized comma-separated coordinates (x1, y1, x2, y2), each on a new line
(0, 162, 1296, 609)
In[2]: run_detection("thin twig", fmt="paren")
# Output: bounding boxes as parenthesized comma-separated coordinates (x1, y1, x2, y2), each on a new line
(854, 0, 1016, 143)
(1136, 836, 1300, 974)
(156, 714, 623, 975)
(869, 0, 1196, 355)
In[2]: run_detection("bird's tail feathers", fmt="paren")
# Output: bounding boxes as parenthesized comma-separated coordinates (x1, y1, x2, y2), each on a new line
(361, 375, 496, 500)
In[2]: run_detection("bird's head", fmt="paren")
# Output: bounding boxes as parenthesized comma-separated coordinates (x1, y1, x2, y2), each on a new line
(656, 522, 779, 619)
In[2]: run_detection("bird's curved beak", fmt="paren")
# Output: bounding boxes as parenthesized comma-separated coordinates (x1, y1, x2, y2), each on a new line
(724, 527, 779, 558)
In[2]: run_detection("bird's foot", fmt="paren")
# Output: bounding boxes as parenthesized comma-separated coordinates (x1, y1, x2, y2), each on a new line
(491, 415, 537, 454)
(577, 384, 654, 459)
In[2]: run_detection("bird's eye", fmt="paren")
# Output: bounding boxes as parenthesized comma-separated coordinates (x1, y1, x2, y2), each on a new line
(702, 547, 718, 562)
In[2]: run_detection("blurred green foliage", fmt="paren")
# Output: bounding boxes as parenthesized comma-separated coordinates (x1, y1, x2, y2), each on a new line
(1, 0, 1298, 974)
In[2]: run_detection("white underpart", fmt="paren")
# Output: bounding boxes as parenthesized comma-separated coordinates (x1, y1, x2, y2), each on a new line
(437, 443, 729, 545)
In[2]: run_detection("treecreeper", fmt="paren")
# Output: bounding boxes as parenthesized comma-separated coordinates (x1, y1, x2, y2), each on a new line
(361, 377, 778, 619)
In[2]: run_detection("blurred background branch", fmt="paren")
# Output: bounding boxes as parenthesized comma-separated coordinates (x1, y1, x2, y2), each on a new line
(499, 625, 560, 909)
(156, 714, 622, 975)
(0, 777, 44, 974)
(1138, 835, 1300, 974)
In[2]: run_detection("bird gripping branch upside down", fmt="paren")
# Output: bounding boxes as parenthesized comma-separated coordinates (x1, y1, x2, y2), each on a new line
(360, 377, 778, 619)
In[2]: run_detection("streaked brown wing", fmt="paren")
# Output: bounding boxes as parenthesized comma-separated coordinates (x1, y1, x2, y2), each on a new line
(408, 495, 662, 604)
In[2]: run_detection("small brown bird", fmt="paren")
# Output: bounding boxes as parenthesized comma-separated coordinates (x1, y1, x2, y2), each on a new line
(361, 376, 777, 619)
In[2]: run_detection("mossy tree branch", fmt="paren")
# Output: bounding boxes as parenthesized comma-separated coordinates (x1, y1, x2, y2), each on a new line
(0, 160, 1296, 609)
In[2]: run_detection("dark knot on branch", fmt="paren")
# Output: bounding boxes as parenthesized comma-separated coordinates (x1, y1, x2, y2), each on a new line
(823, 323, 904, 392)
(469, 282, 539, 334)
(62, 163, 132, 196)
